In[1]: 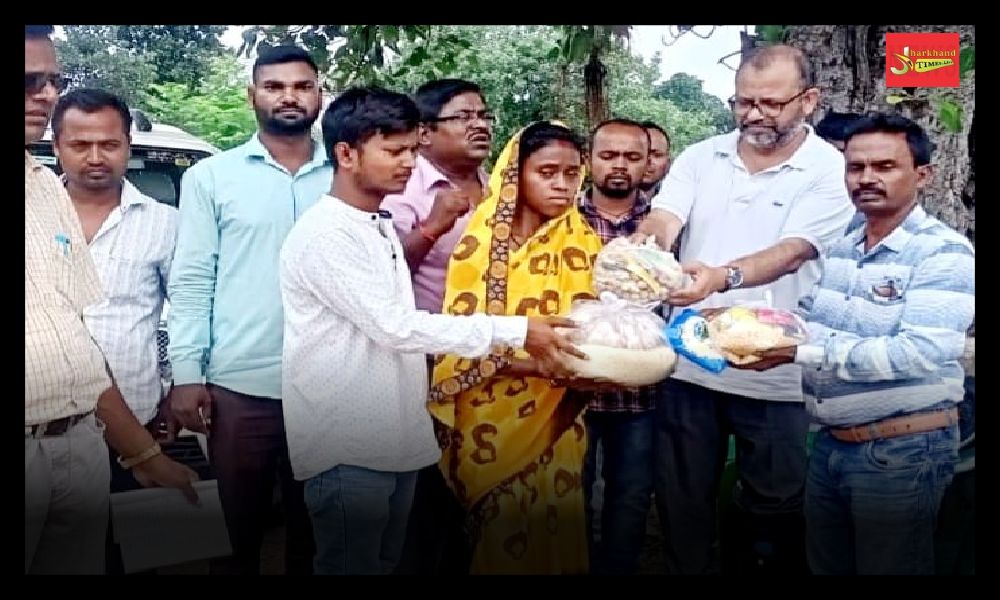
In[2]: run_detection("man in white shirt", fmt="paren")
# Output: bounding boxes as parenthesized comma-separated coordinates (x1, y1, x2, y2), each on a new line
(54, 89, 178, 452)
(53, 88, 181, 574)
(279, 87, 583, 575)
(636, 45, 856, 574)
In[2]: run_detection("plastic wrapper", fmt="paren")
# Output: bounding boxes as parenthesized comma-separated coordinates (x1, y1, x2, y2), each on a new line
(563, 293, 677, 386)
(666, 308, 727, 373)
(706, 306, 810, 365)
(593, 235, 686, 304)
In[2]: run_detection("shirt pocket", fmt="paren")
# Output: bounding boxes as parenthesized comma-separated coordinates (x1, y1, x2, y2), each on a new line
(858, 267, 911, 307)
(99, 255, 154, 303)
(50, 239, 78, 307)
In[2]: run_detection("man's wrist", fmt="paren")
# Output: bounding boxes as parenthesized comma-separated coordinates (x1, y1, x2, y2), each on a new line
(118, 442, 162, 470)
(714, 266, 730, 293)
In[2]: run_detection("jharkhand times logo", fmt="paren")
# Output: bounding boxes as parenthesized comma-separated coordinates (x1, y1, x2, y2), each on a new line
(885, 33, 960, 87)
(890, 46, 956, 75)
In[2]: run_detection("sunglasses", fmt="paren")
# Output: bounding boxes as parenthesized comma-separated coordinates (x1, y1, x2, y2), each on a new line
(25, 72, 70, 95)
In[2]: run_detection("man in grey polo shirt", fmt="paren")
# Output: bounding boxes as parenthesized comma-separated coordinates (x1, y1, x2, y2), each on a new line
(637, 45, 855, 574)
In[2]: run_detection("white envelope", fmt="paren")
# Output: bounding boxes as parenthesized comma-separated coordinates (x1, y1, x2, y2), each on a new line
(111, 479, 231, 573)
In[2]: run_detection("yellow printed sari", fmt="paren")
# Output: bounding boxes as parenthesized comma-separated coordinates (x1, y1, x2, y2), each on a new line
(428, 125, 602, 574)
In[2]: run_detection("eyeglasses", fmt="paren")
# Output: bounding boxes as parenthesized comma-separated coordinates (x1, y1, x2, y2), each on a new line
(25, 72, 70, 95)
(430, 110, 495, 126)
(728, 89, 809, 117)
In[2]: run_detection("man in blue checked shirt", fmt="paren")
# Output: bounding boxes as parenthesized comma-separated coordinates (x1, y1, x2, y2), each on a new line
(732, 114, 974, 575)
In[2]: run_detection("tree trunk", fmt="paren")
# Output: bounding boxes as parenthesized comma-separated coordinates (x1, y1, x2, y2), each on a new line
(782, 25, 975, 244)
(552, 62, 569, 120)
(584, 50, 609, 129)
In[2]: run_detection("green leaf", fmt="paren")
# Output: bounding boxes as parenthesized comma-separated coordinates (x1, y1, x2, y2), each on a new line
(937, 99, 963, 133)
(547, 46, 561, 60)
(960, 45, 975, 78)
(756, 25, 786, 44)
(383, 25, 399, 48)
(406, 46, 430, 66)
(885, 94, 907, 105)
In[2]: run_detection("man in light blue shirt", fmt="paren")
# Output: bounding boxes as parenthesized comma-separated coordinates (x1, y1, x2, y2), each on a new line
(733, 115, 974, 574)
(167, 45, 330, 575)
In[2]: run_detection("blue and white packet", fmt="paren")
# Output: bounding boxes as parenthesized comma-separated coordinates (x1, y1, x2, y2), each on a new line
(666, 308, 727, 373)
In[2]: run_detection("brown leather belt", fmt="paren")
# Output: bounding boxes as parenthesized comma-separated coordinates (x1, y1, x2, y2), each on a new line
(25, 411, 94, 438)
(830, 407, 958, 443)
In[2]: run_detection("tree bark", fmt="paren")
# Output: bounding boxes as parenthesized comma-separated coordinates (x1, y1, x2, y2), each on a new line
(782, 25, 975, 244)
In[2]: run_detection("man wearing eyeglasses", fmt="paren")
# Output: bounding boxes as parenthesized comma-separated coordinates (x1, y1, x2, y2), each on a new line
(382, 79, 492, 575)
(25, 25, 199, 575)
(383, 79, 493, 315)
(636, 44, 855, 574)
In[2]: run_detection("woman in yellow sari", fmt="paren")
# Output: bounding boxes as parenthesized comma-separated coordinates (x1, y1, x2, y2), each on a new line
(428, 122, 603, 574)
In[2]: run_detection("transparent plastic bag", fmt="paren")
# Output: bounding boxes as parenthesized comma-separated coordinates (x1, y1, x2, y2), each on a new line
(568, 293, 667, 350)
(563, 293, 677, 386)
(706, 306, 809, 364)
(593, 235, 686, 304)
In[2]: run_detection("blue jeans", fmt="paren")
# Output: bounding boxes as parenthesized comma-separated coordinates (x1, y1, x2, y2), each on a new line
(583, 410, 654, 575)
(304, 465, 418, 575)
(805, 424, 959, 575)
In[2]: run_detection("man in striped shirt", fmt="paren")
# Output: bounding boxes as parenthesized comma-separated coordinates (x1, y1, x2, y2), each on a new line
(54, 89, 179, 462)
(25, 25, 198, 575)
(734, 115, 974, 574)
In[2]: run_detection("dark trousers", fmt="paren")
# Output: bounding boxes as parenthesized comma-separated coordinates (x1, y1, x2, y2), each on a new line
(393, 464, 472, 574)
(653, 378, 810, 574)
(207, 385, 314, 575)
(583, 410, 655, 575)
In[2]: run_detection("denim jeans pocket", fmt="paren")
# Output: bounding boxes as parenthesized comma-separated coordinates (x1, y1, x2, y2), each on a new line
(865, 433, 929, 471)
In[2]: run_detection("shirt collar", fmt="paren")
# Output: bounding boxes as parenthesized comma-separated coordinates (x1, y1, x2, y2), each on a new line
(714, 124, 823, 171)
(578, 188, 650, 219)
(59, 174, 154, 211)
(414, 154, 488, 193)
(243, 132, 330, 169)
(850, 204, 928, 253)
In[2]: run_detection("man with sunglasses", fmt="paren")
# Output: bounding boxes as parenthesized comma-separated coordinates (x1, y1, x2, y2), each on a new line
(382, 79, 492, 574)
(636, 44, 855, 574)
(25, 25, 198, 575)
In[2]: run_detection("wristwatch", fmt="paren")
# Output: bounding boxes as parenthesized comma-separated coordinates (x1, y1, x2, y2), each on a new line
(722, 265, 744, 292)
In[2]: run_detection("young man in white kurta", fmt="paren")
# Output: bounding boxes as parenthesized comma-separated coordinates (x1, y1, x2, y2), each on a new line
(279, 87, 580, 575)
